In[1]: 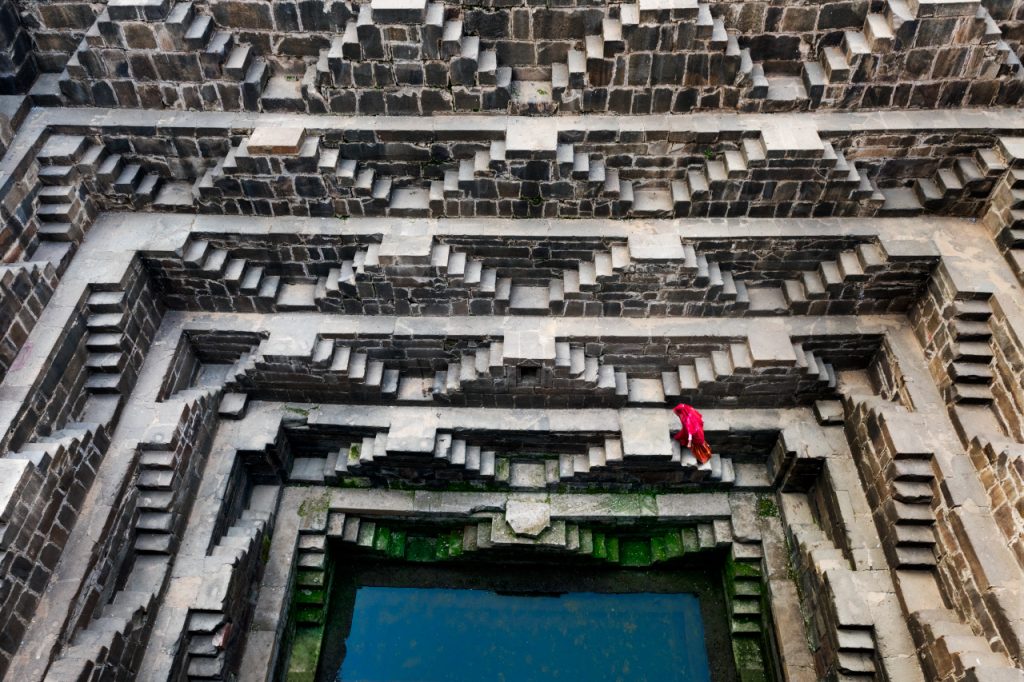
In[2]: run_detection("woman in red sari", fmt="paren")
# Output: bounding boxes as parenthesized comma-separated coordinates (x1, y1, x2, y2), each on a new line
(672, 404, 712, 464)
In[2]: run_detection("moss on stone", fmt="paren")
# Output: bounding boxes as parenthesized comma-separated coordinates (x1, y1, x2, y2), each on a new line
(295, 587, 326, 605)
(663, 531, 683, 558)
(732, 637, 768, 681)
(297, 491, 330, 520)
(756, 496, 779, 518)
(620, 538, 653, 566)
(286, 626, 324, 681)
(406, 536, 436, 562)
(373, 526, 391, 552)
(387, 529, 406, 558)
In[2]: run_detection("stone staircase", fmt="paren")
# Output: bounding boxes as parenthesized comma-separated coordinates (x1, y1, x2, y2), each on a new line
(910, 608, 1019, 682)
(325, 513, 736, 568)
(981, 137, 1024, 283)
(326, 423, 735, 487)
(42, 555, 169, 681)
(966, 436, 1024, 566)
(181, 484, 278, 681)
(944, 298, 995, 405)
(663, 342, 836, 401)
(62, 0, 267, 111)
(82, 287, 136, 423)
(32, 133, 95, 260)
(843, 394, 938, 569)
(788, 518, 880, 678)
(806, 0, 1015, 109)
(134, 389, 221, 555)
(0, 261, 59, 380)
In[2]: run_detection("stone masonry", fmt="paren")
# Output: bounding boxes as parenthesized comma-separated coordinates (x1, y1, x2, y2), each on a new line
(0, 0, 1023, 681)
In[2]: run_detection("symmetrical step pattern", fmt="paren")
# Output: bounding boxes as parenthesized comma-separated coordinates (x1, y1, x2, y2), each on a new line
(158, 230, 933, 319)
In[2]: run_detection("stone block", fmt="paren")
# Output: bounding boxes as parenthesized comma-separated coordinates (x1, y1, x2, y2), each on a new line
(247, 127, 306, 155)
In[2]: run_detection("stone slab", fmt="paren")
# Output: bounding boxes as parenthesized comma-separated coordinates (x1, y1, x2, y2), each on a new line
(247, 127, 306, 155)
(619, 408, 673, 457)
(505, 500, 551, 538)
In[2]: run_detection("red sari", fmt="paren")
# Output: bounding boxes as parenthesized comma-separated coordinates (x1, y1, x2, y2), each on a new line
(671, 404, 712, 464)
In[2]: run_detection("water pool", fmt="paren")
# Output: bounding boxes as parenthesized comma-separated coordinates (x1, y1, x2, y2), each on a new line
(333, 586, 712, 682)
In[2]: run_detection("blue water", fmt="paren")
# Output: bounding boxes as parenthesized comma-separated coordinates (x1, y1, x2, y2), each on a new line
(337, 587, 712, 682)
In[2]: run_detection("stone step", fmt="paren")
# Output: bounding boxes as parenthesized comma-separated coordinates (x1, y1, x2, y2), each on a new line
(821, 45, 850, 82)
(892, 479, 934, 503)
(239, 266, 264, 293)
(952, 299, 992, 321)
(114, 163, 145, 194)
(894, 546, 937, 568)
(948, 361, 993, 384)
(37, 222, 82, 242)
(36, 202, 75, 222)
(37, 134, 89, 165)
(894, 524, 935, 547)
(224, 44, 253, 80)
(184, 13, 213, 49)
(37, 184, 75, 204)
(950, 383, 993, 404)
(951, 341, 994, 362)
(951, 319, 991, 340)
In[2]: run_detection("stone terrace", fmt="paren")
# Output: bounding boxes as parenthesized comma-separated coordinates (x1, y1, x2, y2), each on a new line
(0, 2, 1023, 682)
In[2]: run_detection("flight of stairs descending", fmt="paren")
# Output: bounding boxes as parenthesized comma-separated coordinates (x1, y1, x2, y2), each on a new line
(552, 438, 735, 486)
(880, 144, 1007, 217)
(318, 244, 381, 302)
(177, 237, 284, 310)
(133, 391, 221, 556)
(944, 298, 995, 406)
(806, 0, 1013, 110)
(325, 425, 735, 488)
(981, 137, 1024, 283)
(83, 288, 134, 422)
(42, 556, 170, 681)
(32, 133, 95, 261)
(967, 436, 1024, 563)
(182, 485, 279, 681)
(787, 518, 880, 678)
(910, 608, 1019, 682)
(842, 394, 938, 569)
(663, 342, 836, 401)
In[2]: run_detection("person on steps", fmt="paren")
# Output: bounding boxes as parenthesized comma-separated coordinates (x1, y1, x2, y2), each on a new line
(671, 403, 712, 464)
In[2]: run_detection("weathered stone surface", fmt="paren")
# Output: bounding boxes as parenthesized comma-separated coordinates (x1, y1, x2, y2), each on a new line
(504, 500, 551, 537)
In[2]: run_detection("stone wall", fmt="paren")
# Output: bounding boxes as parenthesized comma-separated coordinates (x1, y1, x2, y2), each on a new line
(43, 0, 1024, 113)
(0, 261, 59, 382)
(0, 0, 36, 94)
(0, 424, 109, 677)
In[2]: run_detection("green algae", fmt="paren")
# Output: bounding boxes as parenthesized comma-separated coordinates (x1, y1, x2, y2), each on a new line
(756, 496, 779, 517)
(286, 626, 324, 682)
(620, 538, 653, 566)
(297, 491, 330, 520)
